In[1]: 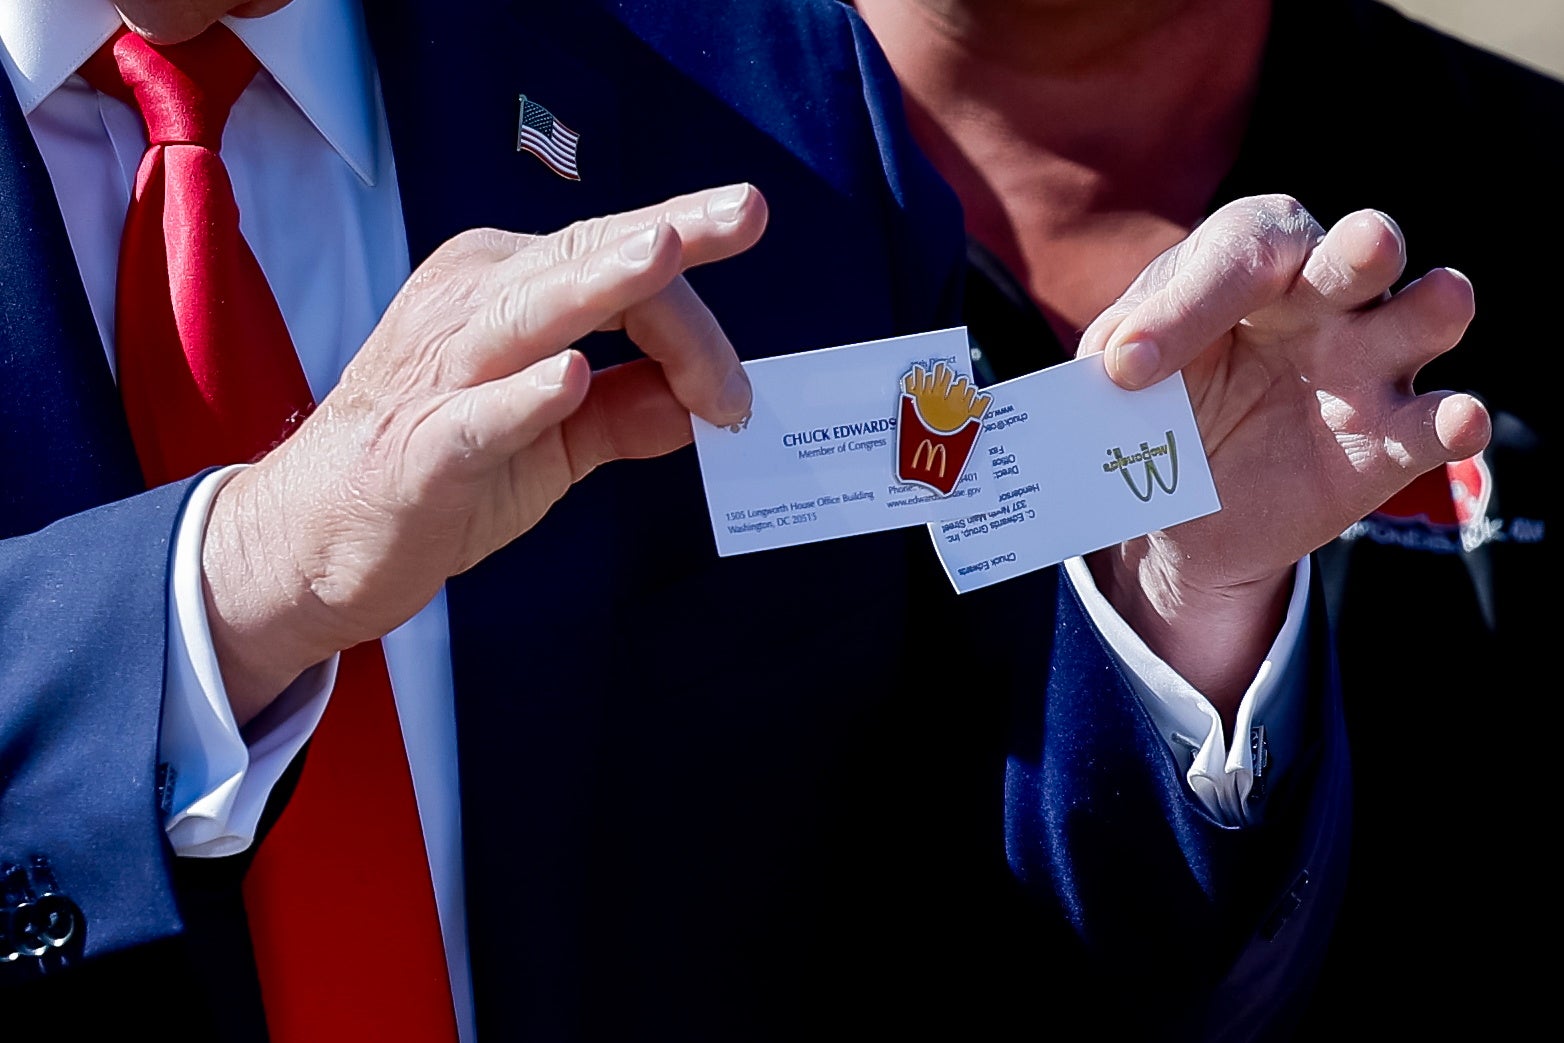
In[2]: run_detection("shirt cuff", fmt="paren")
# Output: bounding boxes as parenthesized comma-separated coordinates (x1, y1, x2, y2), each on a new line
(1061, 555, 1310, 827)
(158, 464, 338, 858)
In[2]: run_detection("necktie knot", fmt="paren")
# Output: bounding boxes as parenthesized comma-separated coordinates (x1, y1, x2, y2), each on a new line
(82, 21, 311, 486)
(80, 25, 258, 148)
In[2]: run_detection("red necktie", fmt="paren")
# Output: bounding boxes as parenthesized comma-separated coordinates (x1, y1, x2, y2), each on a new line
(81, 27, 459, 1042)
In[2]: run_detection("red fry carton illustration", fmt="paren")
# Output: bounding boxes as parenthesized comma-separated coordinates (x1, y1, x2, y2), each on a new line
(895, 362, 991, 496)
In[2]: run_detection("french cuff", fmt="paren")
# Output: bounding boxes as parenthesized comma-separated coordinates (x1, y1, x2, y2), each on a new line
(1061, 555, 1311, 827)
(158, 464, 339, 858)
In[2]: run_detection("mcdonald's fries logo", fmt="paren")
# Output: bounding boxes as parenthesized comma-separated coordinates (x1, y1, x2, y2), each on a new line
(895, 362, 989, 496)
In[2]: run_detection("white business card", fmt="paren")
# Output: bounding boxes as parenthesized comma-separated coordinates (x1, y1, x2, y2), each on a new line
(692, 327, 1000, 556)
(930, 355, 1221, 593)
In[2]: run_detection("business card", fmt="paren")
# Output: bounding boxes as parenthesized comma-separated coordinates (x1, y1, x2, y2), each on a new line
(691, 327, 1000, 556)
(930, 355, 1221, 593)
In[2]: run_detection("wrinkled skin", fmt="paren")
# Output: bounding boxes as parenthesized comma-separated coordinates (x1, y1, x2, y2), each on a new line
(1084, 195, 1488, 719)
(205, 185, 765, 722)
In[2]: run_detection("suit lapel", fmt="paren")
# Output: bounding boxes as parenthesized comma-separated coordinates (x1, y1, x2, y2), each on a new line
(363, 1, 628, 273)
(0, 66, 141, 539)
(359, 6, 637, 1037)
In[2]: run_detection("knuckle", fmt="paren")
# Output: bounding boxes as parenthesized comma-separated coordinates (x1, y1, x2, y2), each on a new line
(448, 391, 489, 463)
(1235, 230, 1299, 296)
(685, 302, 726, 366)
(562, 390, 613, 479)
(483, 279, 543, 340)
(444, 226, 515, 262)
(1234, 195, 1320, 284)
(1252, 193, 1315, 235)
(553, 215, 614, 262)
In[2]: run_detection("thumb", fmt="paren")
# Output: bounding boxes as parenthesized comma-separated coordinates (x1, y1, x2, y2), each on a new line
(1080, 194, 1323, 389)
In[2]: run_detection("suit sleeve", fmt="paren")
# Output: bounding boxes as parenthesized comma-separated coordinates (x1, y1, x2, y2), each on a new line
(992, 556, 1350, 1041)
(0, 482, 196, 980)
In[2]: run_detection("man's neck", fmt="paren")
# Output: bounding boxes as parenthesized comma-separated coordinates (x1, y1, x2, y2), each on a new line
(856, 0, 1272, 345)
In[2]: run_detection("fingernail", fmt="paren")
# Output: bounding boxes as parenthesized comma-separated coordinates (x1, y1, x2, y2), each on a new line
(621, 225, 660, 262)
(536, 350, 573, 390)
(1108, 339, 1161, 389)
(708, 184, 751, 225)
(1369, 209, 1405, 252)
(718, 367, 753, 418)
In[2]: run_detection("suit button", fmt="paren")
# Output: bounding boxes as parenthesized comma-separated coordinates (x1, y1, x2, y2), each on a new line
(11, 893, 83, 959)
(2, 858, 85, 973)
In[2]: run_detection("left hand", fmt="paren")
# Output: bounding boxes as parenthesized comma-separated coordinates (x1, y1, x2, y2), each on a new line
(204, 184, 768, 722)
(1078, 194, 1490, 719)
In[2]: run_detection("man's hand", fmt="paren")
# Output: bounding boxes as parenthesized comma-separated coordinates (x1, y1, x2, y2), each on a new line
(203, 184, 768, 722)
(1079, 194, 1490, 722)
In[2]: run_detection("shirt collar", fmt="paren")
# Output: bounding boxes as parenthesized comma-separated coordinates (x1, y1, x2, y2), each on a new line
(0, 0, 382, 185)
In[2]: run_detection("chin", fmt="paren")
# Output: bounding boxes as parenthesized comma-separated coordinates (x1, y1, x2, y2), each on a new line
(115, 0, 295, 46)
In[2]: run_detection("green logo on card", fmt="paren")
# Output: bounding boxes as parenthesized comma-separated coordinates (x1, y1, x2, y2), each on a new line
(1103, 431, 1179, 502)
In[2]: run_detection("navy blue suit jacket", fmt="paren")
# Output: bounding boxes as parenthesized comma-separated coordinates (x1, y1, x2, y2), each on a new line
(1, 2, 1349, 1039)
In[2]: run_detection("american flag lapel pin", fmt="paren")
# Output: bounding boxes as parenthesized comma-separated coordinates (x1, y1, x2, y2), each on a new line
(516, 94, 581, 181)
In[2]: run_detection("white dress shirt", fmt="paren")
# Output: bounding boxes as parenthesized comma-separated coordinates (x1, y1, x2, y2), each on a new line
(2, 0, 1307, 1037)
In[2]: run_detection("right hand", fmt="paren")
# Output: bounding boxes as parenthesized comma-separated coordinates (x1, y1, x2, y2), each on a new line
(203, 184, 768, 721)
(1079, 195, 1489, 721)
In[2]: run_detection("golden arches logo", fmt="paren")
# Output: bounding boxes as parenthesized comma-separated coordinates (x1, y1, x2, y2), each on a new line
(1102, 431, 1179, 502)
(910, 439, 948, 479)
